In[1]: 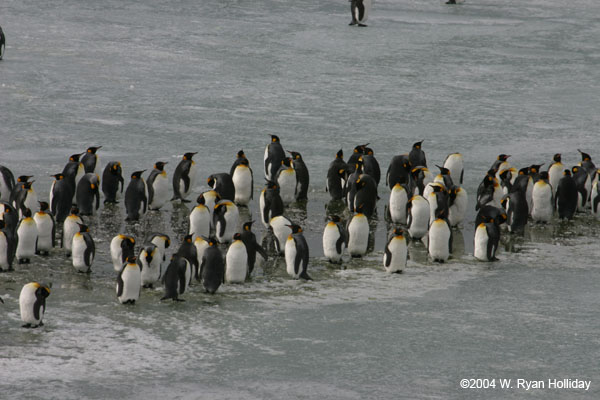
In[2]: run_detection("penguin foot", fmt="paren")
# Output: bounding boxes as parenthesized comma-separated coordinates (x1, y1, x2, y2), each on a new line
(392, 270, 403, 274)
(351, 254, 362, 258)
(446, 0, 456, 3)
(358, 23, 368, 27)
(349, 20, 358, 26)
(180, 199, 191, 203)
(175, 298, 186, 302)
(22, 324, 32, 328)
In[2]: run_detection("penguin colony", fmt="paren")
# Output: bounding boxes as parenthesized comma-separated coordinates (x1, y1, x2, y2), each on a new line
(1, 139, 598, 328)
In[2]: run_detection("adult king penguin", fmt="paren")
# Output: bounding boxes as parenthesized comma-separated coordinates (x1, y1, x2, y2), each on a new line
(147, 161, 170, 210)
(208, 173, 236, 202)
(288, 151, 310, 201)
(62, 206, 82, 256)
(326, 150, 348, 201)
(16, 208, 37, 264)
(409, 140, 427, 168)
(189, 194, 211, 240)
(264, 135, 286, 182)
(172, 152, 198, 202)
(269, 215, 293, 255)
(0, 165, 15, 202)
(116, 256, 141, 305)
(322, 215, 347, 264)
(474, 220, 500, 262)
(427, 217, 452, 263)
(347, 204, 369, 258)
(81, 146, 102, 175)
(76, 173, 100, 216)
(531, 171, 553, 223)
(225, 233, 249, 284)
(386, 154, 411, 190)
(102, 161, 124, 204)
(19, 282, 51, 328)
(139, 243, 161, 289)
(555, 170, 578, 220)
(176, 234, 199, 283)
(110, 234, 136, 272)
(388, 183, 410, 225)
(200, 238, 225, 294)
(124, 170, 148, 221)
(0, 220, 17, 271)
(49, 173, 74, 223)
(407, 195, 430, 240)
(230, 150, 248, 176)
(34, 202, 55, 255)
(276, 158, 297, 206)
(72, 224, 95, 273)
(15, 180, 37, 219)
(285, 224, 312, 280)
(231, 158, 253, 206)
(161, 255, 188, 301)
(213, 200, 239, 244)
(443, 153, 464, 185)
(383, 227, 408, 273)
(240, 221, 268, 277)
(259, 181, 284, 227)
(547, 154, 564, 197)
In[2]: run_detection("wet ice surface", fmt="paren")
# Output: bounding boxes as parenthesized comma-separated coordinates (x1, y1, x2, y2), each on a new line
(2, 0, 600, 398)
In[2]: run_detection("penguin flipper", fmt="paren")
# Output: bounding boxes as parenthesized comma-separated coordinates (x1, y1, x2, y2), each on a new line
(255, 242, 268, 260)
(384, 244, 392, 267)
(335, 233, 345, 255)
(293, 239, 302, 276)
(116, 269, 125, 298)
(178, 264, 187, 295)
(182, 174, 191, 194)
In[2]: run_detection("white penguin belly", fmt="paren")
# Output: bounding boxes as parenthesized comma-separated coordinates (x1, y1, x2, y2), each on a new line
(16, 222, 37, 259)
(323, 224, 343, 262)
(348, 216, 369, 256)
(189, 206, 210, 239)
(384, 237, 407, 273)
(473, 224, 489, 261)
(225, 241, 248, 283)
(0, 234, 9, 268)
(63, 218, 80, 253)
(232, 167, 252, 206)
(278, 170, 297, 206)
(194, 238, 209, 267)
(140, 250, 161, 287)
(19, 283, 43, 325)
(110, 237, 125, 271)
(34, 214, 53, 251)
(23, 191, 38, 217)
(285, 237, 299, 278)
(389, 188, 408, 224)
(531, 184, 553, 222)
(448, 190, 468, 227)
(150, 174, 170, 209)
(118, 266, 141, 303)
(217, 207, 239, 243)
(72, 234, 89, 272)
(408, 199, 430, 240)
(270, 216, 291, 255)
(428, 221, 451, 262)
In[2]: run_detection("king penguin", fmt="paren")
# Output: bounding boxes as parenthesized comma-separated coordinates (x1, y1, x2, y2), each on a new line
(0, 202, 18, 234)
(76, 173, 100, 216)
(239, 221, 267, 277)
(72, 223, 95, 273)
(427, 218, 452, 263)
(386, 154, 411, 190)
(353, 173, 378, 219)
(213, 200, 239, 244)
(208, 173, 236, 202)
(225, 232, 249, 284)
(362, 147, 381, 186)
(285, 224, 312, 280)
(501, 189, 529, 233)
(264, 135, 286, 182)
(555, 169, 578, 220)
(62, 206, 82, 256)
(172, 152, 198, 202)
(443, 153, 464, 185)
(200, 238, 225, 294)
(388, 183, 410, 225)
(102, 161, 124, 204)
(383, 227, 408, 273)
(19, 282, 51, 328)
(230, 150, 248, 176)
(547, 153, 564, 197)
(34, 202, 55, 255)
(409, 140, 427, 168)
(259, 181, 284, 228)
(161, 255, 188, 301)
(149, 232, 171, 266)
(269, 215, 293, 255)
(231, 158, 253, 206)
(139, 243, 161, 289)
(49, 173, 74, 223)
(0, 219, 17, 271)
(474, 221, 500, 262)
(189, 193, 211, 240)
(9, 175, 32, 209)
(447, 185, 468, 228)
(592, 180, 600, 219)
(116, 256, 141, 305)
(16, 208, 37, 264)
(110, 234, 136, 272)
(531, 171, 553, 223)
(347, 144, 367, 173)
(176, 234, 199, 283)
(62, 153, 85, 200)
(406, 195, 430, 240)
(326, 150, 348, 201)
(571, 166, 591, 211)
(81, 146, 102, 175)
(124, 170, 148, 221)
(276, 158, 297, 206)
(15, 180, 38, 219)
(288, 151, 310, 201)
(147, 161, 170, 210)
(347, 204, 370, 258)
(0, 165, 15, 202)
(322, 215, 347, 264)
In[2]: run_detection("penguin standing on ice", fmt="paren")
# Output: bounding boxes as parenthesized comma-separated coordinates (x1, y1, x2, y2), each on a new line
(200, 239, 225, 294)
(347, 204, 369, 257)
(176, 234, 199, 282)
(473, 220, 500, 262)
(147, 161, 170, 210)
(62, 206, 82, 256)
(571, 166, 591, 211)
(443, 153, 464, 185)
(139, 243, 161, 288)
(555, 170, 578, 220)
(189, 194, 211, 240)
(76, 173, 100, 216)
(288, 151, 310, 201)
(72, 223, 94, 273)
(531, 171, 553, 223)
(124, 170, 147, 221)
(231, 158, 253, 206)
(264, 135, 286, 182)
(116, 256, 141, 305)
(240, 221, 267, 276)
(407, 195, 430, 240)
(213, 200, 239, 244)
(230, 150, 248, 176)
(326, 150, 348, 201)
(0, 165, 15, 202)
(409, 141, 427, 168)
(285, 224, 312, 280)
(172, 152, 198, 202)
(49, 173, 74, 223)
(501, 189, 529, 233)
(322, 215, 347, 264)
(388, 183, 410, 225)
(276, 158, 297, 206)
(383, 227, 408, 273)
(0, 220, 17, 271)
(547, 154, 564, 197)
(19, 282, 51, 328)
(15, 181, 38, 218)
(208, 173, 236, 202)
(16, 208, 37, 264)
(225, 233, 249, 284)
(161, 255, 189, 301)
(386, 154, 411, 190)
(81, 146, 102, 175)
(34, 202, 55, 255)
(102, 161, 124, 204)
(259, 181, 284, 227)
(269, 215, 293, 255)
(110, 234, 136, 272)
(427, 218, 452, 263)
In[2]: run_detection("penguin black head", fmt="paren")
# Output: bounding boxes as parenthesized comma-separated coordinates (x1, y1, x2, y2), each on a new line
(126, 255, 137, 264)
(124, 235, 135, 246)
(69, 153, 84, 162)
(412, 140, 424, 150)
(154, 161, 167, 171)
(529, 164, 543, 174)
(355, 203, 365, 214)
(499, 169, 511, 181)
(365, 147, 374, 156)
(281, 158, 292, 167)
(196, 193, 206, 205)
(265, 180, 279, 190)
(571, 166, 580, 174)
(553, 153, 562, 162)
(51, 173, 64, 180)
(497, 154, 510, 162)
(112, 162, 122, 172)
(286, 224, 303, 234)
(38, 201, 49, 212)
(288, 151, 302, 161)
(22, 181, 34, 190)
(329, 215, 342, 223)
(77, 223, 90, 233)
(183, 152, 197, 161)
(270, 135, 280, 143)
(70, 206, 80, 215)
(353, 144, 366, 154)
(17, 175, 33, 183)
(239, 158, 250, 166)
(243, 221, 254, 231)
(432, 184, 446, 193)
(86, 146, 102, 154)
(130, 170, 145, 179)
(486, 169, 497, 178)
(563, 169, 572, 177)
(392, 227, 404, 237)
(236, 150, 246, 158)
(207, 176, 216, 187)
(578, 149, 592, 162)
(436, 165, 450, 175)
(336, 149, 344, 159)
(518, 167, 529, 176)
(233, 232, 242, 241)
(34, 282, 51, 298)
(207, 237, 218, 246)
(184, 234, 193, 244)
(539, 171, 549, 180)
